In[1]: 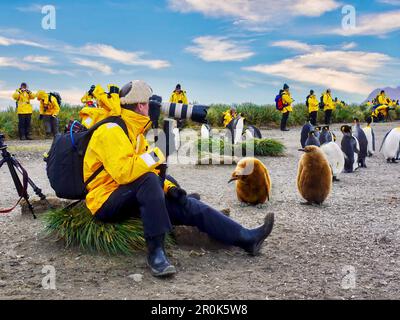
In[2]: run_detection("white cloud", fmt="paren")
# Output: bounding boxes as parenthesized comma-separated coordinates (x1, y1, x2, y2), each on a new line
(270, 40, 325, 52)
(332, 10, 400, 36)
(377, 0, 400, 5)
(0, 36, 47, 48)
(16, 4, 43, 12)
(80, 44, 170, 69)
(0, 56, 74, 76)
(72, 58, 113, 75)
(23, 55, 55, 65)
(58, 88, 85, 105)
(244, 46, 393, 95)
(341, 42, 357, 50)
(169, 0, 340, 26)
(186, 36, 255, 62)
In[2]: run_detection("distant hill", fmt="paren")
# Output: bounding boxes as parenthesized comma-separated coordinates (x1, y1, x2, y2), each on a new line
(365, 86, 400, 103)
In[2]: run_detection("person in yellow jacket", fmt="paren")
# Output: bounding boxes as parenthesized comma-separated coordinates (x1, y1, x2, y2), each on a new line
(85, 80, 275, 277)
(372, 90, 390, 122)
(12, 83, 35, 140)
(280, 84, 293, 131)
(306, 90, 319, 126)
(81, 86, 97, 108)
(36, 91, 60, 138)
(222, 108, 238, 128)
(169, 84, 188, 105)
(322, 89, 335, 125)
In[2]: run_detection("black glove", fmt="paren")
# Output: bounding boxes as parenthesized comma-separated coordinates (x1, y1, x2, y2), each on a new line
(88, 85, 96, 96)
(167, 187, 188, 206)
(109, 85, 119, 95)
(156, 163, 168, 180)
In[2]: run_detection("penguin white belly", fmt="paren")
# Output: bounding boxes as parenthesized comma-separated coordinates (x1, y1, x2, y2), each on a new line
(172, 128, 181, 150)
(245, 129, 254, 141)
(201, 124, 211, 140)
(382, 128, 400, 159)
(234, 118, 244, 144)
(363, 127, 374, 155)
(321, 142, 345, 177)
(353, 137, 360, 171)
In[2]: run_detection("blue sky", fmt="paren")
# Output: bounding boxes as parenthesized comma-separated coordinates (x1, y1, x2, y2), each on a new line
(0, 0, 399, 110)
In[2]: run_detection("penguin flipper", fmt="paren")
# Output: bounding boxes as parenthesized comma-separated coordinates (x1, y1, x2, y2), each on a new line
(371, 128, 376, 152)
(380, 129, 393, 152)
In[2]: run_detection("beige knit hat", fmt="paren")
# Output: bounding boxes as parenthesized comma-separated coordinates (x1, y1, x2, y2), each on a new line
(120, 80, 153, 105)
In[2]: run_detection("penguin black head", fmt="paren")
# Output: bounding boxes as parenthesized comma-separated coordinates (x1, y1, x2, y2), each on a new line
(341, 125, 352, 134)
(322, 126, 330, 132)
(366, 116, 372, 125)
(353, 118, 360, 124)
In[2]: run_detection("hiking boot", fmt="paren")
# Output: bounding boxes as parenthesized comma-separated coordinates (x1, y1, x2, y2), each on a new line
(238, 212, 274, 256)
(146, 235, 176, 277)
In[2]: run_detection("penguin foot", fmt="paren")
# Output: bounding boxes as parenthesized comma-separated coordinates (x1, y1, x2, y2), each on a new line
(333, 177, 340, 182)
(300, 201, 313, 206)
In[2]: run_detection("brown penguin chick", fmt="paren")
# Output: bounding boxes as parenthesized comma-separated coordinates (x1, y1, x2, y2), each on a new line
(297, 145, 332, 205)
(229, 157, 271, 205)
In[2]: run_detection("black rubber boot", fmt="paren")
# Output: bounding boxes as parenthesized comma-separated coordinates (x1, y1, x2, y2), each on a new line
(237, 212, 274, 256)
(146, 235, 176, 277)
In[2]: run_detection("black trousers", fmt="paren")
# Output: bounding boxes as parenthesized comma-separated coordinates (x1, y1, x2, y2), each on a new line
(309, 111, 317, 126)
(95, 173, 248, 245)
(280, 112, 289, 130)
(42, 115, 59, 136)
(18, 114, 32, 139)
(324, 109, 333, 125)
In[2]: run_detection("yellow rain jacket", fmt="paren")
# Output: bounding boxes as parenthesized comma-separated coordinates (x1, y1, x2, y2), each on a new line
(170, 90, 188, 105)
(281, 90, 293, 113)
(36, 91, 60, 116)
(322, 92, 335, 111)
(372, 105, 389, 118)
(307, 94, 319, 113)
(377, 93, 388, 106)
(83, 88, 176, 215)
(12, 89, 35, 114)
(222, 110, 237, 128)
(81, 92, 96, 106)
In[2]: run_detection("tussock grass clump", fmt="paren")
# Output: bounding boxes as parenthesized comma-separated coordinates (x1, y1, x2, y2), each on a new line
(197, 138, 285, 157)
(42, 202, 173, 255)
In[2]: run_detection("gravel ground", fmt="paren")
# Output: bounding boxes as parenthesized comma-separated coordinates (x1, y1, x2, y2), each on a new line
(0, 121, 399, 300)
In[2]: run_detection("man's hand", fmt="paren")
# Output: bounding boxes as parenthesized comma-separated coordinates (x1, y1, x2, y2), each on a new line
(167, 187, 188, 206)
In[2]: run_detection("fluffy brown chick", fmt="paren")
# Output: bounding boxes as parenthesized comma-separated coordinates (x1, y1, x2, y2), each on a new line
(229, 157, 271, 205)
(297, 145, 332, 205)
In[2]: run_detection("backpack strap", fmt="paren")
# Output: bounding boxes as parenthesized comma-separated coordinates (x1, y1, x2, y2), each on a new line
(82, 116, 129, 189)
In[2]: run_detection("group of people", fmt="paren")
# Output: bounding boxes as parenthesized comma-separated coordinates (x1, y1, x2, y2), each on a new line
(11, 82, 189, 140)
(278, 85, 341, 131)
(12, 83, 60, 140)
(366, 90, 399, 123)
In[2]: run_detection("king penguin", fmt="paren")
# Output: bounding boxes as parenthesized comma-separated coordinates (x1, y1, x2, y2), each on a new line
(380, 127, 400, 163)
(319, 126, 335, 145)
(297, 145, 332, 205)
(362, 117, 375, 157)
(341, 125, 359, 173)
(301, 121, 314, 148)
(353, 118, 368, 168)
(321, 142, 345, 182)
(305, 131, 321, 147)
(229, 157, 271, 205)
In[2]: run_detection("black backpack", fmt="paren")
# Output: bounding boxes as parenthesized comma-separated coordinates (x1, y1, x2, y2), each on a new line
(49, 92, 62, 106)
(319, 95, 325, 110)
(45, 116, 128, 200)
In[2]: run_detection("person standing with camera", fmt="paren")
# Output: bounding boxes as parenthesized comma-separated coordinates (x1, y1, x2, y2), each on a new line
(36, 91, 60, 138)
(12, 83, 36, 140)
(169, 84, 188, 129)
(280, 84, 293, 131)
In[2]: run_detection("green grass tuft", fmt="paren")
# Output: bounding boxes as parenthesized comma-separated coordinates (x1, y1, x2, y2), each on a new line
(41, 202, 174, 255)
(197, 138, 285, 157)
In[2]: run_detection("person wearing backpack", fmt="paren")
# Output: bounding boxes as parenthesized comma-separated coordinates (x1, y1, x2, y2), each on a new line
(12, 83, 36, 140)
(280, 84, 293, 131)
(37, 90, 60, 138)
(82, 80, 275, 277)
(306, 90, 319, 126)
(322, 89, 335, 125)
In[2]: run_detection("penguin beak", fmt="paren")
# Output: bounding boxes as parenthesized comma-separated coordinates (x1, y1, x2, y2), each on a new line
(228, 177, 238, 183)
(298, 149, 305, 152)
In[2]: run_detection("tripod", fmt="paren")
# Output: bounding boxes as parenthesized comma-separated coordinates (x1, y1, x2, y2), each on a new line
(0, 137, 47, 219)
